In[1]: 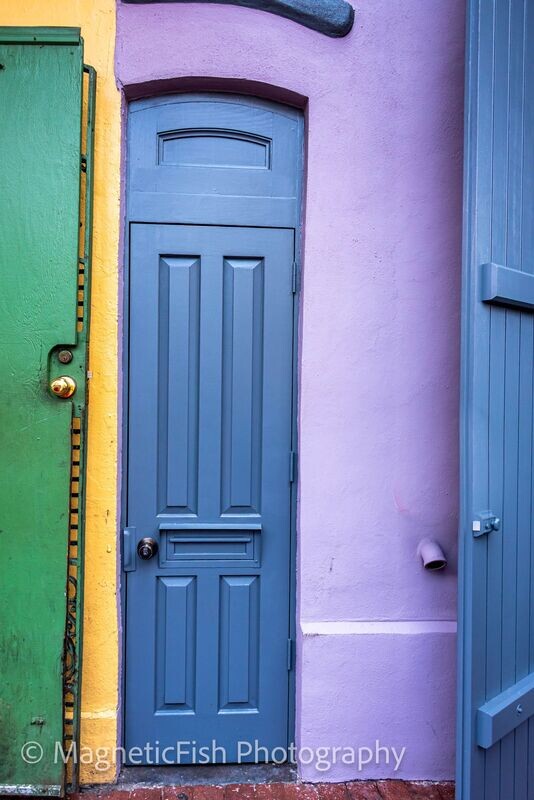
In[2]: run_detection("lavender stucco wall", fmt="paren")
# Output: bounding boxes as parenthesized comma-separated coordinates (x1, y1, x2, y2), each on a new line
(115, 0, 465, 781)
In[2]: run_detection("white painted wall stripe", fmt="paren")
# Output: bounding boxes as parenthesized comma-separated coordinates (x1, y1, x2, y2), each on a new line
(301, 620, 457, 636)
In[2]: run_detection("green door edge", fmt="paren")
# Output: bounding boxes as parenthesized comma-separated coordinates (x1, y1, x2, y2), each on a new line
(64, 61, 96, 794)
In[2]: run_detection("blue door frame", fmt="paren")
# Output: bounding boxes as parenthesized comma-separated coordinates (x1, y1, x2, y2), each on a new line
(121, 94, 304, 762)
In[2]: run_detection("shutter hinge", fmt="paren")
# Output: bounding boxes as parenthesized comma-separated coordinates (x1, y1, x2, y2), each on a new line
(292, 261, 300, 294)
(122, 526, 137, 571)
(289, 451, 297, 483)
(287, 638, 294, 670)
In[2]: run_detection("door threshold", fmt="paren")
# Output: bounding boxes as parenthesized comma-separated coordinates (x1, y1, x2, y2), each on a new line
(115, 763, 297, 788)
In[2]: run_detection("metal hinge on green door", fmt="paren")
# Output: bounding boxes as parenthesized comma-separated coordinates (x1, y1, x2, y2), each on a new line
(0, 28, 95, 796)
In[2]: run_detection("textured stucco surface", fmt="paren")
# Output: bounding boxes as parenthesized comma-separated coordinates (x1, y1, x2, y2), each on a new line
(115, 0, 465, 782)
(300, 625, 457, 780)
(1, 0, 121, 784)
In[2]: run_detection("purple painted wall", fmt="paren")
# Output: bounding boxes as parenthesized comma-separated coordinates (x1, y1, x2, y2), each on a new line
(116, 0, 465, 781)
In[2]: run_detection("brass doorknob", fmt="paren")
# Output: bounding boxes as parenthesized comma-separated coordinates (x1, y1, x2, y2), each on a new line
(50, 376, 77, 398)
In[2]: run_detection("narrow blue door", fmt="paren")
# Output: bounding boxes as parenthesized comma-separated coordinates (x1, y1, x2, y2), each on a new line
(458, 1, 534, 798)
(124, 96, 302, 763)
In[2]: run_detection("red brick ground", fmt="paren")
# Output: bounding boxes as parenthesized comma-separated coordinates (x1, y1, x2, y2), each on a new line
(70, 781, 455, 800)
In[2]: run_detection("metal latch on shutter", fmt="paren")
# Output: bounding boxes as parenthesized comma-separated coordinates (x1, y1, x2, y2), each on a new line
(472, 512, 500, 537)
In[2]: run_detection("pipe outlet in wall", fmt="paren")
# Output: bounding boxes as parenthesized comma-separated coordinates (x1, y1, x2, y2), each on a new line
(417, 538, 447, 571)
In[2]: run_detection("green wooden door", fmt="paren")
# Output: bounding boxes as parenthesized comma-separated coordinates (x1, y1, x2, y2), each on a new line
(0, 28, 93, 796)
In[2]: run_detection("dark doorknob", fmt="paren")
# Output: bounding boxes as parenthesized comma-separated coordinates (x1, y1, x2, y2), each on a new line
(137, 537, 158, 560)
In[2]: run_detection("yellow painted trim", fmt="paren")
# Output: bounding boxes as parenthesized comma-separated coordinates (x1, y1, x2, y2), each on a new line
(81, 710, 118, 720)
(1, 1, 121, 785)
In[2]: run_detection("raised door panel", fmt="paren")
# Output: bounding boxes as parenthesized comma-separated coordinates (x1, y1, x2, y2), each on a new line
(127, 95, 302, 226)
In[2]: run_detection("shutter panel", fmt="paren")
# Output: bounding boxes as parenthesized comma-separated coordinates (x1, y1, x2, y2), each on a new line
(458, 1, 534, 798)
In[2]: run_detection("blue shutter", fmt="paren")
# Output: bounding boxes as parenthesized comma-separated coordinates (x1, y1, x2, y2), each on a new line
(458, 1, 534, 798)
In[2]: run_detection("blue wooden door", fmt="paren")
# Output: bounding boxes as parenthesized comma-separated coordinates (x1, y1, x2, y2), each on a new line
(458, 1, 534, 798)
(124, 96, 302, 763)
